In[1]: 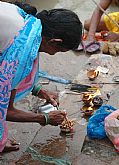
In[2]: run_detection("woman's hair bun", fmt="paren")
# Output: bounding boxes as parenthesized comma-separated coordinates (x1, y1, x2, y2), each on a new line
(36, 9, 82, 50)
(13, 1, 37, 16)
(36, 10, 49, 20)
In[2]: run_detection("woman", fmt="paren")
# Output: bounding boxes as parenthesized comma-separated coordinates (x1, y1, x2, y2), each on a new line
(84, 0, 119, 42)
(0, 1, 82, 153)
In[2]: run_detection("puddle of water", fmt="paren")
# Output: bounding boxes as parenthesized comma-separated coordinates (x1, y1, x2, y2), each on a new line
(17, 136, 71, 165)
(33, 137, 66, 158)
(17, 122, 86, 164)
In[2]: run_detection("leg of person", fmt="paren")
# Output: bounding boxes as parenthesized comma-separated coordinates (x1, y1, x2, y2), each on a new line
(96, 15, 109, 31)
(84, 18, 91, 31)
(84, 15, 108, 32)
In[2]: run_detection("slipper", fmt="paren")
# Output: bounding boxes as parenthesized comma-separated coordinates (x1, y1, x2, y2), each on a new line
(75, 42, 84, 51)
(85, 41, 100, 53)
(75, 41, 100, 54)
(75, 41, 85, 51)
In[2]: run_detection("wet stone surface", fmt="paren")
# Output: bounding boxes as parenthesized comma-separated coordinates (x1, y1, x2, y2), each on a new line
(82, 136, 119, 164)
(16, 94, 87, 165)
(16, 125, 86, 164)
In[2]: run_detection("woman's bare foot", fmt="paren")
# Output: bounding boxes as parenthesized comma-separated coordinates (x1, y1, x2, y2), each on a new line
(2, 139, 20, 153)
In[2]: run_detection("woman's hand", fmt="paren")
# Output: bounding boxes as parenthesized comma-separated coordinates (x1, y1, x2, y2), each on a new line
(38, 89, 59, 106)
(48, 110, 66, 126)
(104, 32, 119, 42)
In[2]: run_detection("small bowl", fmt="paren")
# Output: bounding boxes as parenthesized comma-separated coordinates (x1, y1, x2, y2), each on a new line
(81, 106, 94, 116)
(82, 93, 93, 105)
(87, 70, 99, 81)
(84, 110, 94, 116)
(92, 96, 103, 106)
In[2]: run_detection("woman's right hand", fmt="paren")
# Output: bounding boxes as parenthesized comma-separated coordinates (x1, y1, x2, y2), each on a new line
(48, 110, 66, 126)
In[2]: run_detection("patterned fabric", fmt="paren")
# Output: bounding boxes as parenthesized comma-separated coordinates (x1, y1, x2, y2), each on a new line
(0, 8, 42, 152)
(104, 12, 119, 33)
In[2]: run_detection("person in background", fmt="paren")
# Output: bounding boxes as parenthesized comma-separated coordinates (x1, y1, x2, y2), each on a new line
(0, 1, 82, 155)
(84, 0, 119, 42)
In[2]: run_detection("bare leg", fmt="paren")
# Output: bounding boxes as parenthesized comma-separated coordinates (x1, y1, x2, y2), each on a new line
(84, 16, 108, 32)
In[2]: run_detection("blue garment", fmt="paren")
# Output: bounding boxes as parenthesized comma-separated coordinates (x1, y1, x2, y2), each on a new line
(13, 8, 42, 101)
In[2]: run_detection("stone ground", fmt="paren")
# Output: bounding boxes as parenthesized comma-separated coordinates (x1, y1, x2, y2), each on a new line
(1, 0, 119, 165)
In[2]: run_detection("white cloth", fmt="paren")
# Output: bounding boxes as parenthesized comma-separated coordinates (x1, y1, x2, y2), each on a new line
(0, 1, 24, 52)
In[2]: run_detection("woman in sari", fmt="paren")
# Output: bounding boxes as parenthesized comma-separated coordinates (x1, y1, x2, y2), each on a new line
(0, 1, 82, 153)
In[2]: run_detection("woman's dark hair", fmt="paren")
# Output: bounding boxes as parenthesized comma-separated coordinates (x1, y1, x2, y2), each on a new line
(13, 1, 37, 16)
(36, 9, 82, 50)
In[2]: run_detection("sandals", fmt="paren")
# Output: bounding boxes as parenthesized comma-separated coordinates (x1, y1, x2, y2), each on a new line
(75, 41, 101, 54)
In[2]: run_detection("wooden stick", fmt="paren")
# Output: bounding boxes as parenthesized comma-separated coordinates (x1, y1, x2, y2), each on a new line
(92, 0, 119, 29)
(91, 82, 119, 84)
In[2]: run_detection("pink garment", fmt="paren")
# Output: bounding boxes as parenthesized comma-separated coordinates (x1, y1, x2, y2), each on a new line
(105, 109, 119, 151)
(0, 122, 8, 152)
(0, 60, 18, 152)
(16, 57, 38, 93)
(0, 58, 38, 152)
(0, 2, 41, 152)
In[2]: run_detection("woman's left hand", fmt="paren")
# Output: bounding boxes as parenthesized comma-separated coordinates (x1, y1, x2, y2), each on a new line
(38, 89, 59, 106)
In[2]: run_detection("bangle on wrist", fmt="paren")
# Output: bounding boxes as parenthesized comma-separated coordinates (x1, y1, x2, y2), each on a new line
(42, 112, 50, 125)
(32, 85, 42, 96)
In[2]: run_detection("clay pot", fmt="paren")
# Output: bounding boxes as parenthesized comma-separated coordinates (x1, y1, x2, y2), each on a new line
(87, 69, 99, 81)
(81, 105, 94, 116)
(82, 93, 93, 105)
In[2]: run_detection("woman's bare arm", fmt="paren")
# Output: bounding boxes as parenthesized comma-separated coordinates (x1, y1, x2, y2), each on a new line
(7, 89, 66, 126)
(7, 89, 46, 125)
